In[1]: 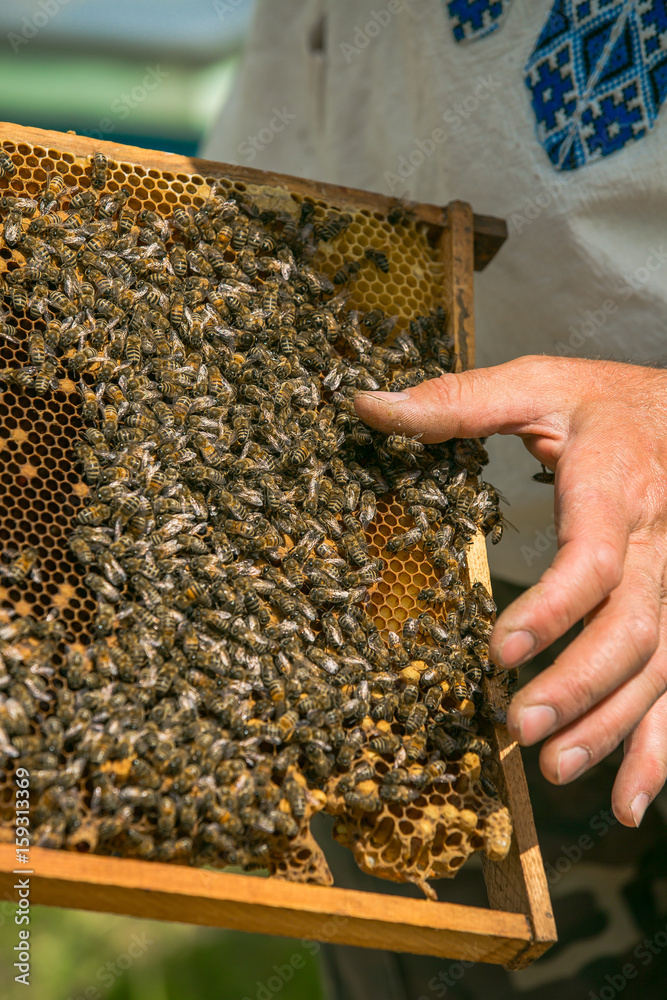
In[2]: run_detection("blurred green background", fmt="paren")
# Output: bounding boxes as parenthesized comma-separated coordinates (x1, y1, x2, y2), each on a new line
(0, 899, 323, 1000)
(0, 3, 325, 997)
(0, 0, 252, 156)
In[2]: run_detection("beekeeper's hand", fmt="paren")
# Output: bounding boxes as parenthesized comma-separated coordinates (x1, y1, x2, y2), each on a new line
(355, 356, 667, 828)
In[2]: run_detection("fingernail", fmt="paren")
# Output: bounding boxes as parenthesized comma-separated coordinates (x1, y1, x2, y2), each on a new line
(517, 704, 557, 744)
(499, 629, 537, 667)
(557, 746, 591, 784)
(630, 792, 650, 827)
(356, 390, 410, 403)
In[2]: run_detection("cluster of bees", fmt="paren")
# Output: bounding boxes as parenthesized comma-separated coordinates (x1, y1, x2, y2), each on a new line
(0, 150, 508, 880)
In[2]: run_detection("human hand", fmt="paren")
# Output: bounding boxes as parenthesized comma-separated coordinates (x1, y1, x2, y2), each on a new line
(354, 356, 667, 827)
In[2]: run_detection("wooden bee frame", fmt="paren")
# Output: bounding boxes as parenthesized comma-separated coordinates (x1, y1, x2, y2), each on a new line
(0, 123, 556, 969)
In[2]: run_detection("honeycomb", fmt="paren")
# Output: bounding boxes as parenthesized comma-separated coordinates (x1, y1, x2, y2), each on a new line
(328, 752, 511, 899)
(367, 499, 439, 633)
(321, 499, 511, 898)
(0, 129, 511, 898)
(0, 138, 446, 330)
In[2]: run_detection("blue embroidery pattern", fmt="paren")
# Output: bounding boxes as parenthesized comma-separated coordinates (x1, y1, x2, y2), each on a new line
(525, 0, 667, 170)
(445, 0, 667, 171)
(446, 0, 513, 42)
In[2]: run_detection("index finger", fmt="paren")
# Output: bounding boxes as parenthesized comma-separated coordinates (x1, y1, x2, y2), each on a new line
(353, 357, 573, 444)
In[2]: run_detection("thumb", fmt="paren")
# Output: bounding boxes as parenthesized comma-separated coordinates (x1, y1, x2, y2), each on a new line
(353, 356, 571, 444)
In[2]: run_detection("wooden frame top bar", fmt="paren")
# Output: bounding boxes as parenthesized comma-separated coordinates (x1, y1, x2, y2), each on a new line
(0, 122, 507, 271)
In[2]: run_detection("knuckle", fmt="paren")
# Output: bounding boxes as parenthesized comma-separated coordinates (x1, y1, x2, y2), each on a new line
(586, 538, 624, 594)
(507, 353, 569, 386)
(643, 669, 667, 713)
(430, 373, 461, 408)
(414, 374, 469, 439)
(637, 755, 667, 794)
(562, 672, 598, 714)
(522, 572, 582, 639)
(511, 354, 550, 373)
(627, 613, 660, 662)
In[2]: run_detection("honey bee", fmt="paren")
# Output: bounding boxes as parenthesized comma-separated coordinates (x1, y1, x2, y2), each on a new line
(69, 188, 98, 211)
(98, 187, 130, 218)
(91, 151, 108, 189)
(172, 206, 198, 241)
(0, 321, 19, 346)
(3, 210, 23, 245)
(405, 703, 428, 735)
(344, 788, 381, 812)
(399, 617, 419, 643)
(533, 463, 556, 485)
(0, 150, 16, 176)
(368, 733, 400, 755)
(418, 612, 450, 644)
(39, 172, 66, 212)
(68, 532, 94, 565)
(397, 682, 419, 718)
(364, 247, 390, 273)
(33, 358, 58, 396)
(386, 433, 425, 460)
(97, 549, 127, 587)
(84, 572, 121, 603)
(49, 288, 77, 316)
(386, 525, 423, 553)
(7, 283, 28, 311)
(74, 442, 101, 483)
(314, 212, 351, 241)
(116, 205, 136, 233)
(387, 198, 417, 226)
(402, 730, 426, 761)
(333, 260, 361, 285)
(335, 727, 364, 768)
(1, 547, 40, 584)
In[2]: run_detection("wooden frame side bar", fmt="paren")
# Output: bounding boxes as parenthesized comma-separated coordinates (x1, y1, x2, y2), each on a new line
(0, 123, 505, 271)
(0, 845, 532, 966)
(442, 200, 476, 372)
(467, 536, 557, 967)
